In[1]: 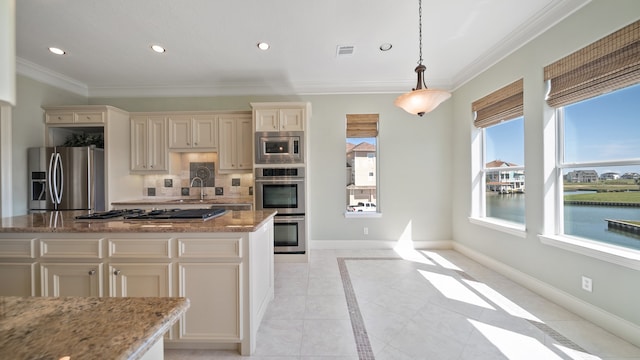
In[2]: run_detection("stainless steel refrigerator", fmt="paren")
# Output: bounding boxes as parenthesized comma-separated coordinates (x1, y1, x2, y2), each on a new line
(28, 146, 105, 211)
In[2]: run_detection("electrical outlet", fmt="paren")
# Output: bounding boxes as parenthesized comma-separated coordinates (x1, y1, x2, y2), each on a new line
(581, 276, 593, 292)
(363, 227, 368, 235)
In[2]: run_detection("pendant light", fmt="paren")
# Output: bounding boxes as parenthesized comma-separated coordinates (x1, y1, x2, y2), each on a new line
(394, 0, 451, 116)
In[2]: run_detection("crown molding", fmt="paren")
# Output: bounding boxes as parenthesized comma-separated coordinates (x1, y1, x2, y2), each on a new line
(16, 57, 89, 97)
(450, 0, 591, 90)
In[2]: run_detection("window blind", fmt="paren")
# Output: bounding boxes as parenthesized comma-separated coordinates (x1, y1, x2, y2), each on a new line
(472, 79, 523, 128)
(346, 114, 378, 138)
(544, 19, 640, 108)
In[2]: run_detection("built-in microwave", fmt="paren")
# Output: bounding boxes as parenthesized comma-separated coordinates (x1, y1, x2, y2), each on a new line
(255, 131, 304, 164)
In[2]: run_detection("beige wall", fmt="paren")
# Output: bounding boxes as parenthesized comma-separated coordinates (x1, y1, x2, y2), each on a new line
(451, 0, 640, 338)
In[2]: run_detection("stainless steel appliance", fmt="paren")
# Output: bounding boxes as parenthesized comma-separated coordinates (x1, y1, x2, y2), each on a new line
(255, 131, 304, 164)
(255, 167, 305, 214)
(28, 146, 105, 212)
(255, 167, 306, 253)
(74, 208, 227, 221)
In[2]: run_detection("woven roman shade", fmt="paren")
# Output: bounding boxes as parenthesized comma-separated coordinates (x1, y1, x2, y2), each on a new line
(544, 19, 640, 108)
(346, 114, 378, 137)
(472, 79, 524, 128)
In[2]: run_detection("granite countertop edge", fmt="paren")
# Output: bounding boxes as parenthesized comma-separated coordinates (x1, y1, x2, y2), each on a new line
(0, 210, 277, 233)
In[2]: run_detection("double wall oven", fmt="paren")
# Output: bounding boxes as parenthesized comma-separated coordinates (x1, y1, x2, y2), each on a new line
(255, 167, 306, 254)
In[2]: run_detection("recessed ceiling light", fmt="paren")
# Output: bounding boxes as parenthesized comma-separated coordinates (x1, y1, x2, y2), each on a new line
(257, 42, 270, 51)
(48, 47, 65, 55)
(379, 43, 393, 51)
(151, 44, 166, 53)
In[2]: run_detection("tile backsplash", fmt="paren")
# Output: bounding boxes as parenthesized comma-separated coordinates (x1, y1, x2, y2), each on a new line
(143, 153, 253, 198)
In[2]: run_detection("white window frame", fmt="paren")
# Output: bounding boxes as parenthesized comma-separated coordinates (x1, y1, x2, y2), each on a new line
(538, 107, 640, 271)
(469, 118, 527, 237)
(345, 137, 381, 219)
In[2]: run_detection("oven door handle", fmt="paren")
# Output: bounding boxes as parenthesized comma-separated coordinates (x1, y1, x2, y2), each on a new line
(274, 216, 305, 222)
(255, 179, 304, 184)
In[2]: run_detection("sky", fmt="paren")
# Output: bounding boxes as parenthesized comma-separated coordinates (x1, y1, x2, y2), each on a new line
(486, 82, 640, 174)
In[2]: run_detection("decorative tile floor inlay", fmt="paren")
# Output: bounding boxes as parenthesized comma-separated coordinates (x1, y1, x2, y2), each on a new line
(338, 255, 592, 360)
(338, 257, 400, 360)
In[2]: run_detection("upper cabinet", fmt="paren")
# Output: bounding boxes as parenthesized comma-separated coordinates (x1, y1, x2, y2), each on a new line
(130, 115, 168, 172)
(253, 104, 307, 132)
(168, 114, 217, 151)
(45, 109, 105, 124)
(218, 114, 252, 172)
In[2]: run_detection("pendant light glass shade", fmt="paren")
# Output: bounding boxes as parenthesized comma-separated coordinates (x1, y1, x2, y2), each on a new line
(395, 0, 451, 116)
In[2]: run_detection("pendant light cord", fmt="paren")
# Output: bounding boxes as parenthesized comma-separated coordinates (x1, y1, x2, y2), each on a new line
(418, 0, 423, 66)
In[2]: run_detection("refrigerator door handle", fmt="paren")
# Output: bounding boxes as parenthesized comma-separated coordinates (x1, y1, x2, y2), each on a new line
(48, 152, 64, 206)
(55, 153, 64, 204)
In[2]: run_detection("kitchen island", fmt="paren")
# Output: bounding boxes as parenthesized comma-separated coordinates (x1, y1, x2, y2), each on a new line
(0, 296, 189, 360)
(0, 209, 276, 355)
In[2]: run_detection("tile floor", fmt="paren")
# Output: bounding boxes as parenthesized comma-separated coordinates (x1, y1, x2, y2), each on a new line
(165, 249, 640, 360)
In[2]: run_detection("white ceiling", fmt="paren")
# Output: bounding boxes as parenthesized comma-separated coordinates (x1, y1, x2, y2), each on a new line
(15, 0, 589, 97)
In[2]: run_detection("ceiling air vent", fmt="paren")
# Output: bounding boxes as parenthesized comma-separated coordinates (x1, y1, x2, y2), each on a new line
(336, 45, 355, 57)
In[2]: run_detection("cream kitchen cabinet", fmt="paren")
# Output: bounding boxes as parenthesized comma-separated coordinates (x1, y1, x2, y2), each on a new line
(40, 263, 104, 296)
(168, 114, 217, 150)
(0, 263, 36, 296)
(252, 103, 308, 132)
(0, 238, 37, 296)
(45, 108, 105, 124)
(109, 263, 172, 297)
(130, 115, 168, 172)
(218, 114, 252, 172)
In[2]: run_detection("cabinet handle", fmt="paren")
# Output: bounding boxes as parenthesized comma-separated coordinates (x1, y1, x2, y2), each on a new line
(57, 116, 62, 120)
(113, 270, 121, 276)
(186, 142, 190, 145)
(194, 142, 198, 146)
(88, 269, 96, 275)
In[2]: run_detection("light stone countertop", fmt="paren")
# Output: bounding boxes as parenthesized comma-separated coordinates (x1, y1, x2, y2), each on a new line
(0, 210, 277, 233)
(0, 296, 189, 360)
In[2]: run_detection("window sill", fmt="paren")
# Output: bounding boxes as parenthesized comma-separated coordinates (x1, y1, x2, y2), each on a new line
(344, 212, 382, 218)
(468, 217, 527, 238)
(539, 234, 640, 271)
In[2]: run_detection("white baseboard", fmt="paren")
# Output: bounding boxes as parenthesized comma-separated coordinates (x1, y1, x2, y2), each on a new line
(309, 239, 454, 250)
(454, 242, 640, 348)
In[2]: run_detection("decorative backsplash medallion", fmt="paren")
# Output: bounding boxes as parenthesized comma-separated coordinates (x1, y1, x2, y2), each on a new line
(189, 162, 215, 187)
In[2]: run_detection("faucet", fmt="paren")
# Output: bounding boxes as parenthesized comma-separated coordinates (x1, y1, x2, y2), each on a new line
(190, 176, 205, 201)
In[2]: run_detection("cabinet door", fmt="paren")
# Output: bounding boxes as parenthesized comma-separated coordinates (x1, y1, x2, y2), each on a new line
(41, 263, 103, 297)
(46, 111, 74, 124)
(254, 109, 279, 131)
(131, 116, 149, 171)
(178, 263, 241, 341)
(148, 116, 168, 171)
(218, 117, 237, 170)
(192, 115, 217, 149)
(237, 116, 253, 170)
(279, 108, 304, 131)
(109, 263, 172, 297)
(168, 116, 192, 149)
(0, 263, 36, 296)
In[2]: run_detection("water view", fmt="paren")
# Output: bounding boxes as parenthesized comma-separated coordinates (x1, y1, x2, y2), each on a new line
(487, 193, 640, 251)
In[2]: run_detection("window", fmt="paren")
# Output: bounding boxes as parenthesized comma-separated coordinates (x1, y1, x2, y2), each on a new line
(544, 20, 640, 252)
(346, 114, 379, 215)
(472, 79, 525, 227)
(556, 83, 640, 250)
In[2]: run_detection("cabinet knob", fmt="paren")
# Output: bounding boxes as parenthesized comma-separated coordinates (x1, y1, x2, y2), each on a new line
(88, 269, 96, 275)
(194, 142, 198, 146)
(113, 270, 121, 276)
(186, 142, 190, 145)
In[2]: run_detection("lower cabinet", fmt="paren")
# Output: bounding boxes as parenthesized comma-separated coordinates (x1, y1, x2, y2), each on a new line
(40, 263, 103, 297)
(0, 224, 274, 355)
(109, 263, 172, 297)
(178, 263, 241, 341)
(0, 263, 36, 296)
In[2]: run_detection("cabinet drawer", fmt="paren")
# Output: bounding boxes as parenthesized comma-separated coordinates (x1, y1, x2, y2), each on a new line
(178, 238, 241, 258)
(108, 238, 171, 259)
(75, 112, 104, 123)
(46, 112, 74, 123)
(0, 239, 36, 259)
(40, 238, 103, 259)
